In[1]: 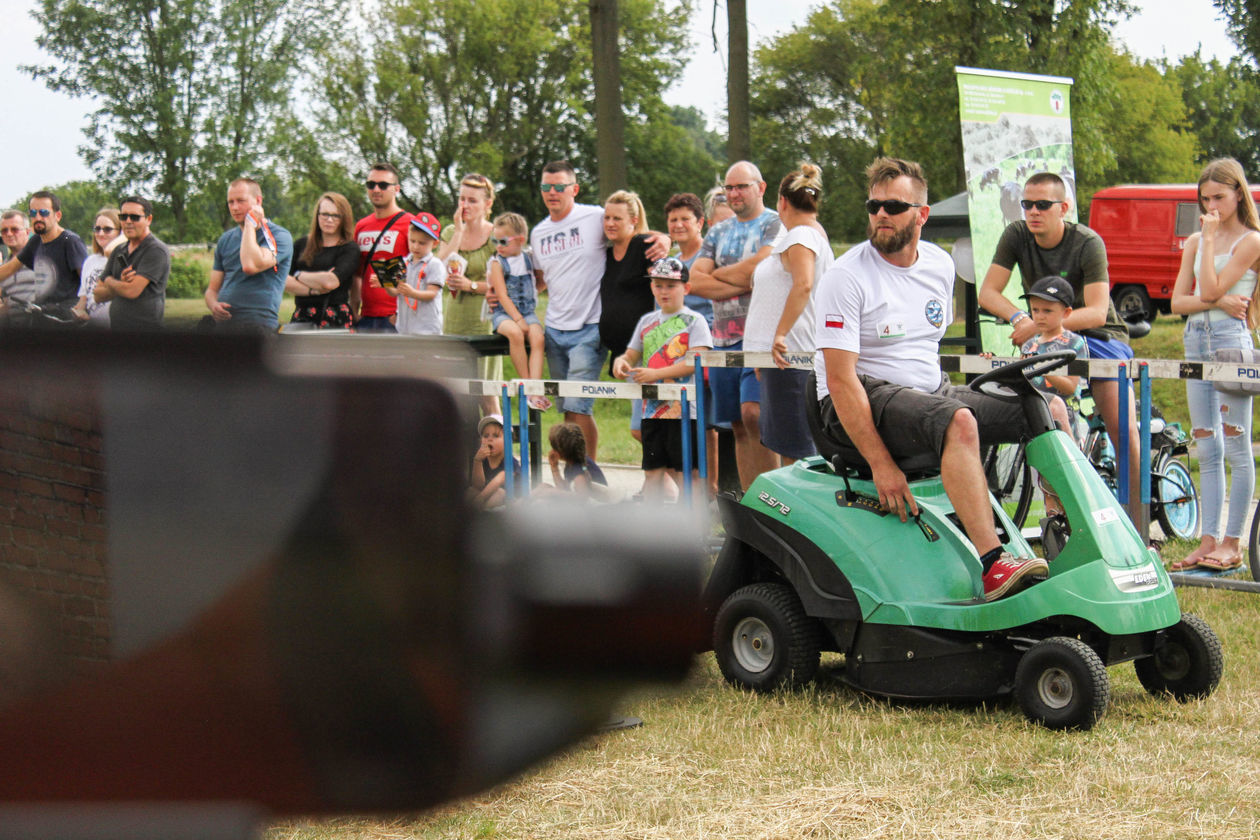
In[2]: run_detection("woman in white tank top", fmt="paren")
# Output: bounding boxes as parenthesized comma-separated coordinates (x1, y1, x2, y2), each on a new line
(1170, 157, 1260, 572)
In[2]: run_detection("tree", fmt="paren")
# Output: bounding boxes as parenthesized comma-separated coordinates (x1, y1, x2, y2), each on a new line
(26, 0, 339, 241)
(319, 0, 693, 221)
(726, 0, 750, 162)
(1216, 0, 1260, 64)
(1167, 51, 1260, 172)
(590, 0, 629, 198)
(749, 0, 1136, 239)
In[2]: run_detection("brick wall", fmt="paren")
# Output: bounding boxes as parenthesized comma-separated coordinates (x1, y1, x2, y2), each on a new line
(0, 377, 108, 669)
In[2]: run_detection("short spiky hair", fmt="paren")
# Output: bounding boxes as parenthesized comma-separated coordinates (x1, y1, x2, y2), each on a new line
(865, 157, 927, 203)
(1024, 172, 1066, 199)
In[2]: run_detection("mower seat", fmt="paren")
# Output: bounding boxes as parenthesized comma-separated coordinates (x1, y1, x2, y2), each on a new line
(805, 374, 941, 481)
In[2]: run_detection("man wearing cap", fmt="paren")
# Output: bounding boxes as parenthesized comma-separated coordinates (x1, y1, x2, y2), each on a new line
(353, 162, 413, 333)
(978, 171, 1142, 517)
(529, 160, 669, 460)
(0, 190, 88, 313)
(205, 178, 294, 332)
(687, 161, 783, 489)
(811, 157, 1049, 601)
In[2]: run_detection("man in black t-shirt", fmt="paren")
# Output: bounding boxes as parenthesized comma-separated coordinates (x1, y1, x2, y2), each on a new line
(0, 190, 87, 309)
(980, 171, 1143, 530)
(94, 196, 170, 330)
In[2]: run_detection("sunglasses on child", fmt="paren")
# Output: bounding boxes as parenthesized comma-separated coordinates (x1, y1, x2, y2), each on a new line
(864, 199, 923, 215)
(1020, 199, 1065, 211)
(491, 236, 518, 246)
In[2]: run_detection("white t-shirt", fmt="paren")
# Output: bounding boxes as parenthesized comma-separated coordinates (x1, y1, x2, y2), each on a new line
(395, 253, 445, 335)
(530, 203, 606, 330)
(76, 252, 112, 326)
(813, 240, 954, 399)
(744, 225, 833, 352)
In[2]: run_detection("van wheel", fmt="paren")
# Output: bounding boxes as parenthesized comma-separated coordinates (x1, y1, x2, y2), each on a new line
(1113, 285, 1152, 323)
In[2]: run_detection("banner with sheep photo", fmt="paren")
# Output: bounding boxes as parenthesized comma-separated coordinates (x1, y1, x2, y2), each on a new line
(955, 66, 1076, 353)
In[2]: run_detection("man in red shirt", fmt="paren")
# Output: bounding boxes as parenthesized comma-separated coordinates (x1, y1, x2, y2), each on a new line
(353, 162, 413, 331)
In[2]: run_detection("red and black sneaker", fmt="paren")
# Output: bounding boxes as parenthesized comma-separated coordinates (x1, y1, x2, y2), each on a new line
(982, 553, 1049, 601)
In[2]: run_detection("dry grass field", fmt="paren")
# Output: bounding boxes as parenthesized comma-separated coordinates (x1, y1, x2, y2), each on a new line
(271, 554, 1260, 840)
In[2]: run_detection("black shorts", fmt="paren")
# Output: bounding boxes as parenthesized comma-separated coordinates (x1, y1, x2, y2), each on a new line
(809, 372, 1033, 471)
(641, 418, 686, 472)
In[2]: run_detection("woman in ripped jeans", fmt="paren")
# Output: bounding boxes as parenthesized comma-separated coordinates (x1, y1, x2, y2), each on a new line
(1170, 157, 1260, 572)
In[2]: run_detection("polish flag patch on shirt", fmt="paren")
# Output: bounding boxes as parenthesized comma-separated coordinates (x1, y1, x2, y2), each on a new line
(824, 313, 845, 329)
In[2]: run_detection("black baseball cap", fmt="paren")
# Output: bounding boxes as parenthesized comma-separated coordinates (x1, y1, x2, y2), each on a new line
(1023, 276, 1074, 308)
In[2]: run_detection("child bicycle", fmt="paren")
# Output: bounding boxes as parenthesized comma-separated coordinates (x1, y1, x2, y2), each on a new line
(984, 389, 1200, 543)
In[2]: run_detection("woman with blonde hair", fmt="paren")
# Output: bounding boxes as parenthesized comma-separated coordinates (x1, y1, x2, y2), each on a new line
(438, 173, 502, 388)
(598, 190, 655, 374)
(286, 192, 360, 328)
(75, 207, 124, 326)
(1169, 157, 1260, 571)
(744, 162, 834, 463)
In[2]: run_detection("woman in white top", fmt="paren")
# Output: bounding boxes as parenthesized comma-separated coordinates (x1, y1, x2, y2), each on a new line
(74, 208, 125, 326)
(744, 162, 835, 462)
(1170, 157, 1260, 572)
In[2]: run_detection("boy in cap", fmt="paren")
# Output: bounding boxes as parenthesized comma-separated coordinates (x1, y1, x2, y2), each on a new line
(1020, 275, 1090, 445)
(389, 212, 445, 335)
(467, 414, 521, 509)
(612, 257, 713, 501)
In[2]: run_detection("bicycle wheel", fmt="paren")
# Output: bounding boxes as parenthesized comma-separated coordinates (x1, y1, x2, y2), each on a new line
(1154, 457, 1200, 541)
(983, 442, 1033, 529)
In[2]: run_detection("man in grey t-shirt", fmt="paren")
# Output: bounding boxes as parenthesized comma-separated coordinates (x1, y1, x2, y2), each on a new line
(95, 196, 170, 330)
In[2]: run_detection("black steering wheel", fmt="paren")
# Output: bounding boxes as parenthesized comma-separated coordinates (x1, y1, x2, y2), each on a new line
(968, 350, 1077, 403)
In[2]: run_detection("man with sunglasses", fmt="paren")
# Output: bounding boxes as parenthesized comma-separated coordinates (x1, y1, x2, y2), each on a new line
(979, 172, 1142, 524)
(0, 191, 87, 314)
(205, 178, 294, 332)
(93, 196, 170, 330)
(687, 161, 784, 489)
(810, 157, 1048, 601)
(353, 162, 413, 332)
(529, 159, 668, 460)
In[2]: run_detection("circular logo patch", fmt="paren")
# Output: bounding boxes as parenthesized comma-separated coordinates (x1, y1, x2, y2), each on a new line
(925, 299, 944, 328)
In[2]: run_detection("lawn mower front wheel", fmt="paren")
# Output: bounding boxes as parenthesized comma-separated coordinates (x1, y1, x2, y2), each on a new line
(1014, 637, 1110, 730)
(714, 583, 822, 692)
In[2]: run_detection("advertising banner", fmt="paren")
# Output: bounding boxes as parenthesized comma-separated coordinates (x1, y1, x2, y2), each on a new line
(955, 67, 1076, 352)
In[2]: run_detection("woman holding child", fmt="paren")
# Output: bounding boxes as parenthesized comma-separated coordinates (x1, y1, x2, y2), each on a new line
(286, 192, 360, 329)
(743, 162, 833, 463)
(1169, 157, 1260, 572)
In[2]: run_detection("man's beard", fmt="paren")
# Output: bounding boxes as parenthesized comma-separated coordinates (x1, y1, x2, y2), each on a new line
(31, 220, 46, 236)
(868, 220, 914, 255)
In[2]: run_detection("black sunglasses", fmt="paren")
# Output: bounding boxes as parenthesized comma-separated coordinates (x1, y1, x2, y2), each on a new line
(865, 199, 922, 215)
(365, 180, 397, 190)
(1020, 199, 1064, 211)
(118, 213, 144, 222)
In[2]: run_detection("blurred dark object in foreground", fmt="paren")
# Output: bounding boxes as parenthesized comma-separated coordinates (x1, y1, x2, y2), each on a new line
(0, 330, 704, 834)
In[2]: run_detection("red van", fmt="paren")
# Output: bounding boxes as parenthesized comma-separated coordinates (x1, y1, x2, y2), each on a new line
(1090, 184, 1260, 322)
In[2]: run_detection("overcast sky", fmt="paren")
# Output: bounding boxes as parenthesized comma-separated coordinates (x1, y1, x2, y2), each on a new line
(1, 0, 1241, 206)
